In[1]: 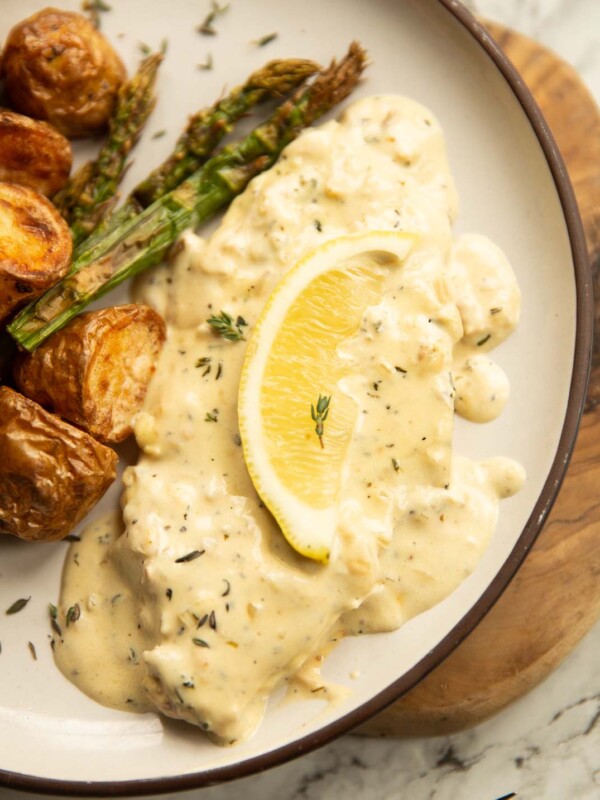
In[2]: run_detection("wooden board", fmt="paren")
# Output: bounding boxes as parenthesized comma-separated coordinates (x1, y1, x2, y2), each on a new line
(360, 22, 600, 737)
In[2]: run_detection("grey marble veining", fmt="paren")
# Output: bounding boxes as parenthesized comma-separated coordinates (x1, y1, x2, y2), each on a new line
(127, 625, 600, 798)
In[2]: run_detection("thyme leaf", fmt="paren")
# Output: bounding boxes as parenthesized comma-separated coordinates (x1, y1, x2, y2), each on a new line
(198, 53, 214, 71)
(254, 32, 278, 47)
(175, 550, 205, 563)
(66, 604, 81, 626)
(192, 638, 210, 647)
(81, 0, 111, 28)
(205, 409, 219, 422)
(310, 394, 331, 449)
(6, 597, 30, 615)
(197, 1, 229, 35)
(48, 603, 62, 636)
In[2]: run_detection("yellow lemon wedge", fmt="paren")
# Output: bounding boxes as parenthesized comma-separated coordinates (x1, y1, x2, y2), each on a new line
(238, 231, 418, 562)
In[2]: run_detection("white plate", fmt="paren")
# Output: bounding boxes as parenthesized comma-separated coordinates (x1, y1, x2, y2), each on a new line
(0, 0, 591, 794)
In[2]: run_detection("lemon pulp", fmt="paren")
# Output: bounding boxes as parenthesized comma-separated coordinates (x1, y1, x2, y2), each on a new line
(238, 232, 417, 562)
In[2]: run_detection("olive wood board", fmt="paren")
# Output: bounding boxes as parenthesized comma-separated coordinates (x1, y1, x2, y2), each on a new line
(360, 21, 600, 737)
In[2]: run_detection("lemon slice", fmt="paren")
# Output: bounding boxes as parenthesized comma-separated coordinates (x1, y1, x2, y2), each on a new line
(238, 231, 417, 562)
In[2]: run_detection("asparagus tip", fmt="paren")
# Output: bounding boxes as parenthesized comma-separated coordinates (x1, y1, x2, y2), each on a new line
(305, 41, 368, 124)
(247, 59, 321, 96)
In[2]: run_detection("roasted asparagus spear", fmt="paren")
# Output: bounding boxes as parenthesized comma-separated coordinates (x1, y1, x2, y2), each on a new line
(8, 43, 367, 352)
(72, 57, 320, 260)
(53, 53, 163, 247)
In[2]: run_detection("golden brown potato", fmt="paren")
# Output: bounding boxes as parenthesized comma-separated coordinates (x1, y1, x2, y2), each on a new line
(0, 181, 72, 323)
(0, 108, 72, 196)
(0, 386, 117, 542)
(14, 304, 167, 443)
(1, 8, 126, 137)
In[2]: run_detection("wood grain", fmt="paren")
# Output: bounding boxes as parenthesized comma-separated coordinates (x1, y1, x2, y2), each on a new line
(360, 22, 600, 737)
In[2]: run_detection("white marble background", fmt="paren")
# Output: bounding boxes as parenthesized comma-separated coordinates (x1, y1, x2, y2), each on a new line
(2, 1, 599, 799)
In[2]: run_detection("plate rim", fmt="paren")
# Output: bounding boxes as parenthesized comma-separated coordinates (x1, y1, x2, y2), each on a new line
(0, 0, 593, 795)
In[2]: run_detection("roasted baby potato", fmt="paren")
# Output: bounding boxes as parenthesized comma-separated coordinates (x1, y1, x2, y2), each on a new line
(1, 8, 126, 137)
(0, 108, 72, 196)
(14, 304, 167, 443)
(0, 386, 117, 542)
(0, 181, 72, 324)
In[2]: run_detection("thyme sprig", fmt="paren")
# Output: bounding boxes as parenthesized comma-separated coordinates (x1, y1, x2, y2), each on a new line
(311, 394, 331, 449)
(207, 310, 248, 341)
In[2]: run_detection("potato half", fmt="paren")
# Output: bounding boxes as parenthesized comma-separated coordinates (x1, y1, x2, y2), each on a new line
(1, 8, 126, 137)
(0, 108, 72, 196)
(0, 181, 72, 324)
(0, 386, 117, 542)
(14, 304, 167, 443)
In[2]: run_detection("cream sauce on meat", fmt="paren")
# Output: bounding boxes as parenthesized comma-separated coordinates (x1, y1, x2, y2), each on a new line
(54, 95, 525, 744)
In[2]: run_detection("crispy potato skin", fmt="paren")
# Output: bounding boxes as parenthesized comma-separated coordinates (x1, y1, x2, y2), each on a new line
(14, 304, 167, 443)
(1, 8, 126, 137)
(0, 108, 72, 196)
(0, 386, 117, 542)
(0, 181, 72, 323)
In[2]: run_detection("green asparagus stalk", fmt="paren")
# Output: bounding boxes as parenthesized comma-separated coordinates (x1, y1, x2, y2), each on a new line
(8, 42, 367, 353)
(53, 53, 163, 248)
(72, 58, 320, 262)
(133, 58, 321, 207)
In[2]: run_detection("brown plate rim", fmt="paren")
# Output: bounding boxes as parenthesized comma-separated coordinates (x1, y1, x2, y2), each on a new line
(0, 0, 593, 795)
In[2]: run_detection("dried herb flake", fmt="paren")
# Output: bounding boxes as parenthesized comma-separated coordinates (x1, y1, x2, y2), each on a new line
(197, 1, 229, 35)
(6, 597, 30, 615)
(66, 604, 81, 626)
(254, 32, 278, 47)
(175, 550, 205, 563)
(198, 53, 214, 71)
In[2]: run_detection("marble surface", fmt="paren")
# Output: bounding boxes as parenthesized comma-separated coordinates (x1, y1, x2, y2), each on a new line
(1, 1, 599, 799)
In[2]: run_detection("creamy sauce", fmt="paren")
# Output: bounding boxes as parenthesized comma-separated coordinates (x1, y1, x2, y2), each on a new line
(54, 96, 525, 744)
